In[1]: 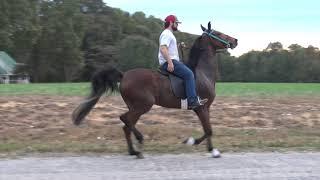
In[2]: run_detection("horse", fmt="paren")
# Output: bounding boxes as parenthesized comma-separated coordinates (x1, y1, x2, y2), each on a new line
(72, 22, 238, 159)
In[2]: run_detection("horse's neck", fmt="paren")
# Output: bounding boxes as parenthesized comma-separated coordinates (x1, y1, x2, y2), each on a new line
(195, 52, 218, 83)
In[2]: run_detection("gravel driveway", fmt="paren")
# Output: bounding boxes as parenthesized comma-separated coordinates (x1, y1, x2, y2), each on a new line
(1, 152, 319, 180)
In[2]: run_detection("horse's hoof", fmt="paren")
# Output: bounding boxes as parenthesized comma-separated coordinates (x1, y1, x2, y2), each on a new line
(136, 153, 144, 159)
(183, 137, 195, 145)
(129, 150, 139, 156)
(212, 149, 221, 158)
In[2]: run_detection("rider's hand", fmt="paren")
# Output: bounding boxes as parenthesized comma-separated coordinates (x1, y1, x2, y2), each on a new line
(167, 62, 174, 72)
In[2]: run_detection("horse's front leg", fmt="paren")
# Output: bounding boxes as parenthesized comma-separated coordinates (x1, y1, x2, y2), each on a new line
(183, 106, 221, 158)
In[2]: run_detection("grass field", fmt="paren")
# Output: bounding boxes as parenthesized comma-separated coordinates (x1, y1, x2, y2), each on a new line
(1, 82, 320, 96)
(1, 127, 319, 155)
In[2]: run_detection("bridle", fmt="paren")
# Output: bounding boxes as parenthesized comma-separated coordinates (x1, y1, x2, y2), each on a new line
(203, 31, 231, 48)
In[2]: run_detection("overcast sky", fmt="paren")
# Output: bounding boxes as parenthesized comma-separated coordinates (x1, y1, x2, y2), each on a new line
(104, 0, 320, 56)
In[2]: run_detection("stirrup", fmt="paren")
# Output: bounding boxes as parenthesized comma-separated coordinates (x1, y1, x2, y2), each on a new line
(198, 97, 208, 105)
(187, 97, 208, 110)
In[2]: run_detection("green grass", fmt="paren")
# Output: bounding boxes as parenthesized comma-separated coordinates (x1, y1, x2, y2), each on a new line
(1, 82, 320, 97)
(216, 83, 320, 97)
(1, 128, 319, 155)
(0, 83, 90, 96)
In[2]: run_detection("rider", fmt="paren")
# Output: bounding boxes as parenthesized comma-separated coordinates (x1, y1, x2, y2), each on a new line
(158, 15, 207, 110)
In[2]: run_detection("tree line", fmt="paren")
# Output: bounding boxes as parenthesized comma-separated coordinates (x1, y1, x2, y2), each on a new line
(217, 42, 320, 82)
(0, 0, 319, 82)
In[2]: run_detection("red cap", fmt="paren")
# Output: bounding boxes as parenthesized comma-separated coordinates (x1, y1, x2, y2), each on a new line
(165, 15, 181, 23)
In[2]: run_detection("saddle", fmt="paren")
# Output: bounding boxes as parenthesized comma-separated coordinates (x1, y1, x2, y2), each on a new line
(158, 68, 187, 99)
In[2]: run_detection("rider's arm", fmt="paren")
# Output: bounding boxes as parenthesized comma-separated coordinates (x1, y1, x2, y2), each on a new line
(160, 45, 173, 65)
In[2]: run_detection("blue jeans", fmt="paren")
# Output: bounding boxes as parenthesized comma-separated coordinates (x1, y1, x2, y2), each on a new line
(161, 60, 197, 101)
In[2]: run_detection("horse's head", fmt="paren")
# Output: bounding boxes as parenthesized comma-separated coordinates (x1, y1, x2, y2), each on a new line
(187, 22, 238, 71)
(200, 22, 238, 50)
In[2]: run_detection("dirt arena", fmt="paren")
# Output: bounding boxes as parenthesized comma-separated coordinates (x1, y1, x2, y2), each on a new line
(1, 95, 319, 143)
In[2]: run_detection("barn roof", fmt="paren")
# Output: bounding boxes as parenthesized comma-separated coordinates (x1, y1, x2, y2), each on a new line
(0, 51, 16, 74)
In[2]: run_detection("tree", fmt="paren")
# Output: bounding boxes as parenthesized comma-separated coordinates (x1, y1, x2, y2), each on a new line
(132, 11, 146, 24)
(117, 35, 158, 71)
(30, 0, 86, 82)
(2, 0, 319, 83)
(0, 0, 13, 51)
(265, 42, 283, 52)
(288, 44, 303, 51)
(217, 52, 237, 81)
(0, 0, 40, 65)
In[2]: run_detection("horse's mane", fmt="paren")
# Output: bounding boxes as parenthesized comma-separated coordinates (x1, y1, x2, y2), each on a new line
(185, 36, 202, 72)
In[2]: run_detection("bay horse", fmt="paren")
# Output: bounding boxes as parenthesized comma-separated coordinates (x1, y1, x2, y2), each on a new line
(72, 22, 238, 158)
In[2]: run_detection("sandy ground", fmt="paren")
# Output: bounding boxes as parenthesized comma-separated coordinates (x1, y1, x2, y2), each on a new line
(0, 95, 319, 142)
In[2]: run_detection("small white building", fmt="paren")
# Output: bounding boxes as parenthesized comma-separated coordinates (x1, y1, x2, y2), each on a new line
(0, 74, 30, 84)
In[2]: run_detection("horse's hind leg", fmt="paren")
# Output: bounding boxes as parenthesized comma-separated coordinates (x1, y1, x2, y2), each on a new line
(122, 124, 139, 156)
(120, 103, 153, 158)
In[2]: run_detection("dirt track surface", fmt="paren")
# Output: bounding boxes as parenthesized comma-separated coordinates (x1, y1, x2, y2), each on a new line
(1, 95, 320, 145)
(1, 95, 320, 137)
(1, 152, 320, 180)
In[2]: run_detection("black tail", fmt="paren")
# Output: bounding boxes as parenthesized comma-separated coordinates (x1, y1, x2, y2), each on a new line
(72, 67, 123, 125)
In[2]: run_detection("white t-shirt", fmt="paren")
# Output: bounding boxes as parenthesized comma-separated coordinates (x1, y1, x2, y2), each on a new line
(158, 29, 180, 65)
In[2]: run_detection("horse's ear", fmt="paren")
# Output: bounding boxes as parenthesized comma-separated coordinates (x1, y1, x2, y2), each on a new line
(201, 24, 206, 32)
(208, 22, 211, 31)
